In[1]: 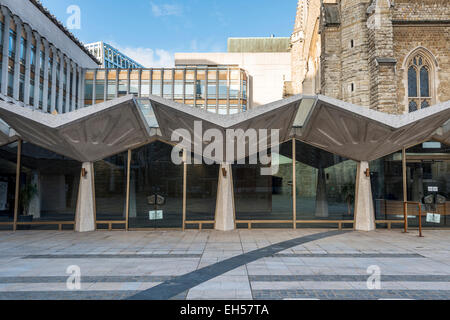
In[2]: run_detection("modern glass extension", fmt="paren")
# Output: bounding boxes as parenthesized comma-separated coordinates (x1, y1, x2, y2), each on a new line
(1, 137, 448, 231)
(84, 67, 248, 115)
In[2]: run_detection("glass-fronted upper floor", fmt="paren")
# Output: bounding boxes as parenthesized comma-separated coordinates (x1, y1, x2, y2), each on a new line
(84, 67, 248, 115)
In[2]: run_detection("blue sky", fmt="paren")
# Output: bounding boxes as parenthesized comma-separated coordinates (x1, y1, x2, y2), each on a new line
(40, 0, 297, 67)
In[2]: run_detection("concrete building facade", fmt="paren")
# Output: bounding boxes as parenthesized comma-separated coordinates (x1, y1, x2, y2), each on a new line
(0, 0, 448, 234)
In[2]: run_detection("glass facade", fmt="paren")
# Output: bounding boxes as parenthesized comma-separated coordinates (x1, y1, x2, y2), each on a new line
(84, 67, 248, 114)
(94, 152, 128, 224)
(186, 160, 219, 225)
(128, 141, 183, 229)
(0, 143, 18, 229)
(295, 141, 357, 227)
(18, 142, 81, 229)
(370, 152, 404, 223)
(406, 141, 449, 228)
(233, 141, 293, 228)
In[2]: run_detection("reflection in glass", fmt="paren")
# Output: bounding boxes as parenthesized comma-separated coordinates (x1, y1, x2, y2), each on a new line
(19, 143, 81, 227)
(186, 161, 218, 222)
(0, 143, 17, 227)
(233, 142, 292, 226)
(129, 141, 183, 228)
(406, 141, 449, 228)
(94, 153, 127, 221)
(370, 152, 404, 222)
(295, 140, 356, 223)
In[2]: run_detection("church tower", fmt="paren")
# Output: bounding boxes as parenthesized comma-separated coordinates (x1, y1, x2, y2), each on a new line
(290, 0, 309, 95)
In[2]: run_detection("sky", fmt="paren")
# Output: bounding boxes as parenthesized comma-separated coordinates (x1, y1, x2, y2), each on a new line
(40, 0, 297, 68)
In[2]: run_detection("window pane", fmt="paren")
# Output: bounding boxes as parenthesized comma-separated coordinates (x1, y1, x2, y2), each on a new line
(186, 161, 219, 223)
(233, 142, 293, 227)
(420, 67, 429, 97)
(408, 66, 417, 97)
(94, 153, 127, 222)
(421, 100, 429, 109)
(409, 100, 418, 112)
(19, 143, 81, 227)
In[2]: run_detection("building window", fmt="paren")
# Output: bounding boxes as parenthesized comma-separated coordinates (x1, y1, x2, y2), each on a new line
(407, 51, 434, 112)
(8, 29, 16, 58)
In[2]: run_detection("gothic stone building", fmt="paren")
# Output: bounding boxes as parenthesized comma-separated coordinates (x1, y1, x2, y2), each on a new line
(289, 0, 450, 115)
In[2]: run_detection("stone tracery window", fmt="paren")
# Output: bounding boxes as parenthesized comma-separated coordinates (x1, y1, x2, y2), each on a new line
(407, 53, 432, 112)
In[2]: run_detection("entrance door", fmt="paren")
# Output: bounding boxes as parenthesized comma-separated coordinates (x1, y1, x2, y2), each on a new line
(128, 141, 184, 229)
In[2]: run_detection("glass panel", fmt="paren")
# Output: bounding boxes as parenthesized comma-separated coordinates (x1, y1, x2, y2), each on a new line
(0, 143, 17, 228)
(118, 79, 127, 97)
(136, 100, 158, 127)
(409, 100, 417, 113)
(293, 98, 316, 127)
(19, 143, 81, 229)
(295, 140, 357, 224)
(196, 80, 205, 98)
(163, 82, 173, 98)
(152, 82, 161, 96)
(174, 80, 183, 98)
(233, 142, 293, 227)
(129, 141, 183, 229)
(406, 141, 450, 228)
(420, 67, 429, 97)
(408, 66, 417, 97)
(421, 100, 429, 109)
(218, 80, 227, 98)
(141, 80, 150, 97)
(186, 161, 219, 222)
(130, 80, 139, 95)
(207, 83, 216, 99)
(94, 153, 127, 221)
(370, 152, 404, 223)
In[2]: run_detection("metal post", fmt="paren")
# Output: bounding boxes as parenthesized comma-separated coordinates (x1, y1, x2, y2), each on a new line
(402, 147, 408, 233)
(13, 140, 22, 232)
(418, 202, 423, 237)
(292, 138, 296, 229)
(125, 149, 131, 231)
(182, 149, 187, 231)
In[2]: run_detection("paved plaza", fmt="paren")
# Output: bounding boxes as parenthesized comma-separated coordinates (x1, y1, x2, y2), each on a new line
(0, 229, 449, 300)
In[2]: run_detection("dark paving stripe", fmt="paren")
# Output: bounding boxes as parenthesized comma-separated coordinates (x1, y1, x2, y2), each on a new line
(22, 254, 201, 259)
(0, 290, 138, 300)
(273, 253, 423, 258)
(250, 275, 450, 282)
(253, 289, 450, 300)
(0, 276, 174, 284)
(128, 230, 349, 300)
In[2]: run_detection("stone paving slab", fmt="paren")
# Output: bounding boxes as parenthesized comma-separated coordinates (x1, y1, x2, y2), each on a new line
(0, 229, 449, 300)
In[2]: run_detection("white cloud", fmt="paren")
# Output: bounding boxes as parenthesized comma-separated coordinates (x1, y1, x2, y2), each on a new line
(118, 46, 174, 68)
(150, 1, 183, 17)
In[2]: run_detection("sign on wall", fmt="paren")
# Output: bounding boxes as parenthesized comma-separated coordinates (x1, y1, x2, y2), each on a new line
(149, 210, 163, 220)
(426, 213, 441, 224)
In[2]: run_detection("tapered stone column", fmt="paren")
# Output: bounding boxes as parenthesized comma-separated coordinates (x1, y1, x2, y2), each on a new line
(215, 164, 235, 231)
(354, 161, 375, 231)
(0, 7, 11, 96)
(315, 166, 329, 217)
(75, 162, 95, 232)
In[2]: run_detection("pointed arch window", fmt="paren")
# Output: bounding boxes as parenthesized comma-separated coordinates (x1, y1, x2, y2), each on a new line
(407, 52, 433, 112)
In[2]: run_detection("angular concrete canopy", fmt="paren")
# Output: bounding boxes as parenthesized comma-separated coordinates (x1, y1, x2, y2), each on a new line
(0, 94, 449, 162)
(0, 96, 153, 162)
(0, 117, 18, 146)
